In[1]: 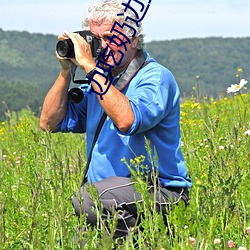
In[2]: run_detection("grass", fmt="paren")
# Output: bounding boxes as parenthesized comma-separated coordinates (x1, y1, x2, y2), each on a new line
(0, 92, 249, 249)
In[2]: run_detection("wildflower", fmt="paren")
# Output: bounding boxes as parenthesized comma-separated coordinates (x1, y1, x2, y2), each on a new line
(121, 157, 126, 163)
(130, 159, 135, 165)
(12, 185, 18, 192)
(20, 207, 25, 214)
(227, 79, 248, 93)
(228, 240, 235, 248)
(244, 130, 250, 136)
(214, 238, 221, 244)
(238, 247, 246, 250)
(237, 67, 243, 73)
(191, 103, 201, 109)
(196, 180, 202, 185)
(42, 213, 48, 221)
(135, 157, 141, 164)
(246, 226, 250, 235)
(189, 237, 196, 246)
(219, 145, 224, 150)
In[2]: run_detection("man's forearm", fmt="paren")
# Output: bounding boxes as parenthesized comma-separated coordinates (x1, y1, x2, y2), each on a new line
(91, 74, 135, 132)
(40, 70, 71, 132)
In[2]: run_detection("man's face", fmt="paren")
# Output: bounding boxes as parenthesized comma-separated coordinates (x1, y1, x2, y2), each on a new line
(89, 19, 137, 72)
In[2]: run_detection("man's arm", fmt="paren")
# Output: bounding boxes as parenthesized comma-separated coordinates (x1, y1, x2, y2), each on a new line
(40, 32, 83, 132)
(65, 31, 135, 132)
(40, 68, 71, 132)
(91, 74, 135, 132)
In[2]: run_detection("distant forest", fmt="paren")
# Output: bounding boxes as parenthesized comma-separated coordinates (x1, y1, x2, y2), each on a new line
(0, 28, 249, 121)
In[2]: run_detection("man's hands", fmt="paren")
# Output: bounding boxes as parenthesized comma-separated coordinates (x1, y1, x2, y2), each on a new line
(58, 31, 96, 74)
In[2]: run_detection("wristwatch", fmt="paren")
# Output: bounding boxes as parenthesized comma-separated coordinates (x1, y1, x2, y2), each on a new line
(86, 68, 96, 78)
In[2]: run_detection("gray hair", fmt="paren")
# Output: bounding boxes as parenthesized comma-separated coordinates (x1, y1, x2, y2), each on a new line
(82, 0, 145, 49)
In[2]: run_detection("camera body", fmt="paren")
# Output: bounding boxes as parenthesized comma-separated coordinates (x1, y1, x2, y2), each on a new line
(56, 30, 102, 58)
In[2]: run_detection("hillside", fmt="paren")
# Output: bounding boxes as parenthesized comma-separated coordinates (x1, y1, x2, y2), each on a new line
(0, 28, 250, 120)
(0, 29, 59, 87)
(0, 29, 60, 120)
(145, 37, 250, 97)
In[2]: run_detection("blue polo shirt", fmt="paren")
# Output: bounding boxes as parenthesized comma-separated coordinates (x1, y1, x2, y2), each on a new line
(57, 52, 192, 188)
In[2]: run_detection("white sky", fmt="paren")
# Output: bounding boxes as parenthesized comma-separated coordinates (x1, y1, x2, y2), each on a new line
(0, 0, 250, 42)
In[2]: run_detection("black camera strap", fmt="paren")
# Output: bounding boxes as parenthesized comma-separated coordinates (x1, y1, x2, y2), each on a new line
(81, 50, 150, 186)
(81, 111, 107, 185)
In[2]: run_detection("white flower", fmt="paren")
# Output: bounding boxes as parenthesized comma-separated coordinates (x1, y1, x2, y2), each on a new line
(244, 130, 250, 136)
(20, 207, 25, 214)
(214, 238, 221, 244)
(238, 247, 246, 250)
(189, 237, 196, 245)
(227, 79, 248, 93)
(214, 239, 221, 245)
(246, 226, 250, 235)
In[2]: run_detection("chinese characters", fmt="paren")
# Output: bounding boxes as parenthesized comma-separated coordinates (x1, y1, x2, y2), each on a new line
(82, 0, 151, 99)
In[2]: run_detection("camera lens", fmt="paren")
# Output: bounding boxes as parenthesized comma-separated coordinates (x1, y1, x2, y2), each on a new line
(68, 88, 84, 103)
(56, 39, 75, 58)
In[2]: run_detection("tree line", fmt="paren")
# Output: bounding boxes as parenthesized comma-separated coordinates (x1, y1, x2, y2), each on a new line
(0, 28, 249, 120)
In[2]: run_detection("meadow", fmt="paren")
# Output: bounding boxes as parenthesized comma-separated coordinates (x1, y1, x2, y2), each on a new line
(0, 90, 249, 249)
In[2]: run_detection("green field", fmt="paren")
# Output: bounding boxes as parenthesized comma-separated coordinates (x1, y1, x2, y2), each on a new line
(0, 91, 249, 249)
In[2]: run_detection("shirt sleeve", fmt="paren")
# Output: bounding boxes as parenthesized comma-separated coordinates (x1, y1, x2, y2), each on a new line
(56, 88, 88, 133)
(119, 63, 180, 135)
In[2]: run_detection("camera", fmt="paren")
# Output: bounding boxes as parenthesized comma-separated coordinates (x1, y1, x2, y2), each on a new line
(56, 30, 102, 58)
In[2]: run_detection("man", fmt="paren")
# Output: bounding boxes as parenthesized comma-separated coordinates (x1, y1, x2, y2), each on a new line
(40, 0, 192, 242)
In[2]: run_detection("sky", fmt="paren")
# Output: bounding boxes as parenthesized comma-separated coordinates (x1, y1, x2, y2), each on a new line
(0, 0, 250, 42)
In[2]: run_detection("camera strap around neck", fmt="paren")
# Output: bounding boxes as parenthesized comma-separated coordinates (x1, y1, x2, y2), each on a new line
(81, 50, 149, 186)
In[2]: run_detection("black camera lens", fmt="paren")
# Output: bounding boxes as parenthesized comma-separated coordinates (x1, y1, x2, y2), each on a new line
(55, 30, 102, 59)
(68, 88, 84, 103)
(56, 39, 75, 58)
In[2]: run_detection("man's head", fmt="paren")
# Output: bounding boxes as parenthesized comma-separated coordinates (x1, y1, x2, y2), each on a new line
(82, 0, 145, 50)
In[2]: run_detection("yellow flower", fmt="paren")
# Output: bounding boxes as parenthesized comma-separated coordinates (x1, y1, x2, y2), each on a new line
(191, 103, 201, 109)
(237, 67, 243, 73)
(135, 157, 141, 164)
(130, 159, 135, 165)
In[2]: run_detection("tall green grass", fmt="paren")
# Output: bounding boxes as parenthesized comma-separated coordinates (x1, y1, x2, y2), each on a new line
(0, 93, 249, 249)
